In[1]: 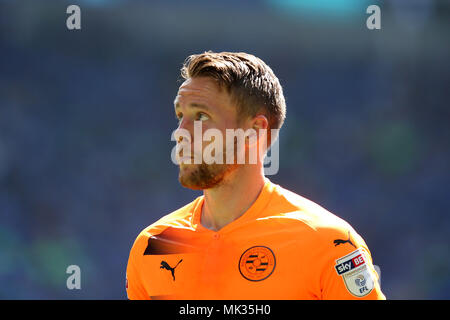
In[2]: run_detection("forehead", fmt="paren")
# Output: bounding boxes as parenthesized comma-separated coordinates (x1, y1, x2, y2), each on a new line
(174, 77, 230, 108)
(178, 77, 219, 94)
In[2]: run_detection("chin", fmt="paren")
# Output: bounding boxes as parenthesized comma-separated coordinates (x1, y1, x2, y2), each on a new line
(178, 163, 227, 190)
(179, 180, 205, 190)
(178, 174, 208, 190)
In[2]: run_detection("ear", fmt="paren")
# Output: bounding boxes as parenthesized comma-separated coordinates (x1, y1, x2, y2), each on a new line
(252, 114, 269, 131)
(245, 114, 269, 148)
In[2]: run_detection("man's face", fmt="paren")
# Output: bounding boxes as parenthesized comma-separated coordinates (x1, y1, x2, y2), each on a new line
(173, 77, 241, 190)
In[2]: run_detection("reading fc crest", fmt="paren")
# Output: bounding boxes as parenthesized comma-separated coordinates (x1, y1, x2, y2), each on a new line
(239, 246, 276, 281)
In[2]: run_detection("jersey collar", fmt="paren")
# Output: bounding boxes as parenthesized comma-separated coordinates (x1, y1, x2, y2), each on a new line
(190, 177, 276, 234)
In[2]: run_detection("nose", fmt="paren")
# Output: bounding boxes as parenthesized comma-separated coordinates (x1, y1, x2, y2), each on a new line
(174, 126, 192, 145)
(176, 115, 197, 142)
(177, 116, 190, 131)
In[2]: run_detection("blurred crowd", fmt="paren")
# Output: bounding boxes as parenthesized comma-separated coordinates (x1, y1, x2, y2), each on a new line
(0, 0, 449, 299)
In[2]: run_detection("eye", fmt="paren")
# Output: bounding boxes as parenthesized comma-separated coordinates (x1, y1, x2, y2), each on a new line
(196, 112, 209, 121)
(176, 113, 183, 124)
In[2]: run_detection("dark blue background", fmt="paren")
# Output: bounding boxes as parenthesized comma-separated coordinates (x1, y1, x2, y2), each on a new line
(0, 0, 449, 299)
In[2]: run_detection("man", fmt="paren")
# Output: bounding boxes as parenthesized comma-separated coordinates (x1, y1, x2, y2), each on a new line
(126, 51, 385, 300)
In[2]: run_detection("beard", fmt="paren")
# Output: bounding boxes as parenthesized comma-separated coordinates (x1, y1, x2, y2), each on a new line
(178, 162, 238, 190)
(177, 134, 245, 190)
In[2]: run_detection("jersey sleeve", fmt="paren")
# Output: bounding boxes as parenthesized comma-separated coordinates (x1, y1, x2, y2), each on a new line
(126, 234, 150, 300)
(315, 226, 386, 300)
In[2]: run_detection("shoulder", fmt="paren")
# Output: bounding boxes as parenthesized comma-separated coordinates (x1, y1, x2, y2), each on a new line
(269, 184, 376, 280)
(267, 183, 366, 248)
(130, 196, 202, 250)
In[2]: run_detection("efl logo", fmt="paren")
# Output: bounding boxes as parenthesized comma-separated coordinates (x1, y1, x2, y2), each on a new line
(335, 253, 366, 275)
(334, 249, 376, 297)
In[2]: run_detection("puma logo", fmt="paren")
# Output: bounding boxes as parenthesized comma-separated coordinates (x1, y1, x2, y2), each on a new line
(160, 259, 183, 281)
(333, 231, 356, 248)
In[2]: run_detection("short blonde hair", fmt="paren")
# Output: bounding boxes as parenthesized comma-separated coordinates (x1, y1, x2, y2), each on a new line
(181, 51, 286, 133)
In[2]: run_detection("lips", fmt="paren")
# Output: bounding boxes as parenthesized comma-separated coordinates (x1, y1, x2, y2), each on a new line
(178, 156, 194, 164)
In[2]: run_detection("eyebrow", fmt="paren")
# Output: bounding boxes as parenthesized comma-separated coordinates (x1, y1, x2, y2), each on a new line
(174, 102, 210, 111)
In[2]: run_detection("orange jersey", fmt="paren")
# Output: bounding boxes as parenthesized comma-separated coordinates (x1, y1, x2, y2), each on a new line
(126, 179, 385, 300)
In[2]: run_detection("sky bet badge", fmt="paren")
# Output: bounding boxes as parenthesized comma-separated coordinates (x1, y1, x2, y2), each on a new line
(335, 248, 376, 297)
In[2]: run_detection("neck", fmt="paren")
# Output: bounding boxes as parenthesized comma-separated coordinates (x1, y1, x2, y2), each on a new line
(201, 166, 266, 231)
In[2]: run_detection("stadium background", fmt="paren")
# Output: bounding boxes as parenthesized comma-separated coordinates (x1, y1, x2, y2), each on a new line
(0, 0, 449, 299)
